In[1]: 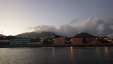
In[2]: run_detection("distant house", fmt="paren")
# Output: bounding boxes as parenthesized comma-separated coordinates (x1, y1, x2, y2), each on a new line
(53, 38, 65, 46)
(70, 38, 83, 45)
(86, 38, 99, 45)
(10, 38, 30, 45)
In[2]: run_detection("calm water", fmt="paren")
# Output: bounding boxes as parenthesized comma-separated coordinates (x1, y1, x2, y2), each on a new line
(0, 47, 113, 64)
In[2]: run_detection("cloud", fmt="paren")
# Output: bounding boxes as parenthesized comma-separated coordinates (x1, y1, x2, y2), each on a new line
(69, 19, 78, 24)
(29, 25, 57, 33)
(79, 18, 104, 35)
(78, 18, 113, 36)
(59, 25, 79, 36)
(107, 18, 113, 25)
(29, 18, 113, 36)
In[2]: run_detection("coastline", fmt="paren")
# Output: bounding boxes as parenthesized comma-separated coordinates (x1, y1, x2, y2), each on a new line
(0, 45, 113, 48)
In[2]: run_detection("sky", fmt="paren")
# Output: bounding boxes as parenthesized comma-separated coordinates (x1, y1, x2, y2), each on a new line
(0, 0, 113, 36)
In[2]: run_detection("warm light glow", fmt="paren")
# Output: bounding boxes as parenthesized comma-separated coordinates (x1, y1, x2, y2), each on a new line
(70, 47, 73, 53)
(70, 47, 75, 63)
(104, 47, 109, 57)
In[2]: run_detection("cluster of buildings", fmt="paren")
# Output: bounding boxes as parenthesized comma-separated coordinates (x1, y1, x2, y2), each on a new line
(40, 34, 113, 46)
(0, 35, 30, 46)
(45, 37, 99, 46)
(0, 33, 113, 47)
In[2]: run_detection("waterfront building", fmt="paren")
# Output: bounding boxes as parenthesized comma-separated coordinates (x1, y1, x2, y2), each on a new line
(70, 38, 83, 45)
(53, 38, 65, 45)
(10, 38, 30, 45)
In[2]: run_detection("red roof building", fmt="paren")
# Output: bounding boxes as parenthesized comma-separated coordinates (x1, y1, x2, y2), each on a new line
(71, 38, 83, 45)
(53, 38, 65, 46)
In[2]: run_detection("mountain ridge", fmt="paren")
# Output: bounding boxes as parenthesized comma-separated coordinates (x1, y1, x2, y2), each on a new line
(16, 32, 60, 38)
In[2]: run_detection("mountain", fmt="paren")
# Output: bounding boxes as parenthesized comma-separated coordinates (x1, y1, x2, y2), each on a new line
(73, 32, 97, 38)
(16, 32, 98, 39)
(16, 32, 60, 38)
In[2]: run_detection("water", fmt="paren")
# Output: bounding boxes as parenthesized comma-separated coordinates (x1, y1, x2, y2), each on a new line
(0, 47, 113, 64)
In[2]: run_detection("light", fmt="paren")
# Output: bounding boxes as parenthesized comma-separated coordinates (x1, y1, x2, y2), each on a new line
(96, 38, 98, 39)
(104, 47, 109, 57)
(104, 38, 107, 40)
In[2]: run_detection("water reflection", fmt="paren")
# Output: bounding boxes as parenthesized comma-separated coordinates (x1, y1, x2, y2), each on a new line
(0, 47, 113, 64)
(70, 47, 74, 55)
(70, 47, 75, 64)
(96, 47, 111, 64)
(0, 48, 9, 55)
(96, 47, 99, 54)
(104, 47, 109, 57)
(96, 47, 110, 57)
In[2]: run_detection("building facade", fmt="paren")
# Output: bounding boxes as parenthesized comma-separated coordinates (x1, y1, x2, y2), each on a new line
(10, 38, 30, 45)
(71, 38, 83, 45)
(53, 38, 65, 46)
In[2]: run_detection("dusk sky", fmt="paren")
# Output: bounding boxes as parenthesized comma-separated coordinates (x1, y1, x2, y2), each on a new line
(0, 0, 113, 36)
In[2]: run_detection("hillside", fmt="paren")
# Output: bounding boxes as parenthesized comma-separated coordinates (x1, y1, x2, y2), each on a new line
(16, 32, 60, 38)
(73, 32, 97, 38)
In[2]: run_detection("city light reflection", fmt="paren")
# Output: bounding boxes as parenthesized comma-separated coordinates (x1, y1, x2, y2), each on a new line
(104, 47, 109, 57)
(70, 47, 75, 63)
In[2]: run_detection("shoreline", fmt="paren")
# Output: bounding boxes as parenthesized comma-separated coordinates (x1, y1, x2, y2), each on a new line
(0, 45, 113, 48)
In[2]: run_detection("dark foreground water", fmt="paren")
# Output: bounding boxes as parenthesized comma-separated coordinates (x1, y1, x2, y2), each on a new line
(0, 47, 113, 64)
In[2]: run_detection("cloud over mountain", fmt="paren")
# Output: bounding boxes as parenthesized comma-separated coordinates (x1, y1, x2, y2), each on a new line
(29, 18, 113, 36)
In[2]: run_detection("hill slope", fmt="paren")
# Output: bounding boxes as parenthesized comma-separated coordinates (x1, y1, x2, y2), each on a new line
(16, 32, 59, 38)
(73, 32, 97, 38)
